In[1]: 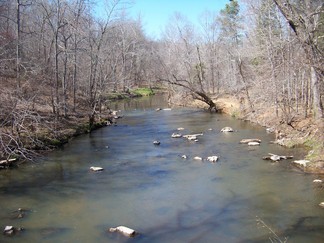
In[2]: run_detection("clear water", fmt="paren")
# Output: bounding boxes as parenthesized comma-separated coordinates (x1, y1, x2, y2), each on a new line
(1, 95, 323, 243)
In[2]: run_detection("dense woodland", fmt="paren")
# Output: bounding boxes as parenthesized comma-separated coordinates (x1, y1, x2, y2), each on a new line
(0, 0, 323, 161)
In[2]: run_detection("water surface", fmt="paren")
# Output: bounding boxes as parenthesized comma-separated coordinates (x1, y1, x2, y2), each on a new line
(1, 95, 323, 242)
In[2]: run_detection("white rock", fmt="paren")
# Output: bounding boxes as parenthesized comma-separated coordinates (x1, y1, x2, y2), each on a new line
(207, 156, 218, 162)
(109, 226, 136, 237)
(194, 156, 203, 161)
(270, 155, 281, 161)
(313, 179, 323, 183)
(181, 155, 187, 159)
(153, 140, 160, 145)
(171, 133, 182, 138)
(4, 226, 14, 232)
(187, 135, 197, 140)
(293, 160, 310, 167)
(248, 142, 260, 146)
(90, 166, 104, 172)
(221, 127, 233, 132)
(240, 138, 261, 144)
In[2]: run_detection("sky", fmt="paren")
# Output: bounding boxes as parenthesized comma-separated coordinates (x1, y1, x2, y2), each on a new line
(96, 0, 231, 39)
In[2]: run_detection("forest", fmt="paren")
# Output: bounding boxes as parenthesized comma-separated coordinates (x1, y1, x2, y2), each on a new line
(0, 0, 323, 164)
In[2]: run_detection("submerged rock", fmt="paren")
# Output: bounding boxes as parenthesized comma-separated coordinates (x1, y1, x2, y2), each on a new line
(109, 226, 137, 237)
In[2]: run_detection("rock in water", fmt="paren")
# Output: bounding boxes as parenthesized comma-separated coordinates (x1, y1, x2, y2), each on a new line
(153, 140, 160, 145)
(90, 166, 104, 172)
(293, 160, 310, 167)
(109, 226, 137, 237)
(313, 179, 323, 183)
(221, 127, 233, 132)
(207, 156, 218, 162)
(248, 142, 260, 146)
(171, 133, 182, 138)
(240, 138, 261, 144)
(4, 226, 15, 235)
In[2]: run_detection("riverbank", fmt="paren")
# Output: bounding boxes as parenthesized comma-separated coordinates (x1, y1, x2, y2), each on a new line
(0, 88, 157, 167)
(191, 94, 324, 174)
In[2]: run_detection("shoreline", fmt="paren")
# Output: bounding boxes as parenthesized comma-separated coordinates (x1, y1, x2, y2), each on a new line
(190, 95, 324, 174)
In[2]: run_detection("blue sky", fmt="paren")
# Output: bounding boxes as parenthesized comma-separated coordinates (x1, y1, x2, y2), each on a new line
(96, 0, 231, 39)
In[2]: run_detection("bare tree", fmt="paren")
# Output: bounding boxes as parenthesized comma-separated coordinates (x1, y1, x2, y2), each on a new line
(272, 0, 324, 119)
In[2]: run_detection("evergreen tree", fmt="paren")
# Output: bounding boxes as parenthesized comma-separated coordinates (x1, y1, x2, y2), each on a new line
(218, 0, 242, 45)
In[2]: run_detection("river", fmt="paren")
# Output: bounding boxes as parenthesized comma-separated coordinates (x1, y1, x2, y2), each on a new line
(1, 94, 323, 243)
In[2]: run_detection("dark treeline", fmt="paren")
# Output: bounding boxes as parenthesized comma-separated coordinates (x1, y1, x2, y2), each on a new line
(0, 0, 323, 160)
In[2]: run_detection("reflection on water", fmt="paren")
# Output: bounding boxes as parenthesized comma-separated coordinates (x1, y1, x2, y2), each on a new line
(0, 94, 323, 243)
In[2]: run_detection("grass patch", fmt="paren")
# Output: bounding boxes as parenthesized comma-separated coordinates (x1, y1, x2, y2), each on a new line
(132, 88, 154, 96)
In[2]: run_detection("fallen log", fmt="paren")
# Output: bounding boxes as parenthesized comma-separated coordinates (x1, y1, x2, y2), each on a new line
(0, 158, 17, 169)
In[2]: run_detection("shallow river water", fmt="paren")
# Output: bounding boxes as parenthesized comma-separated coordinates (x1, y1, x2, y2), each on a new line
(1, 95, 324, 243)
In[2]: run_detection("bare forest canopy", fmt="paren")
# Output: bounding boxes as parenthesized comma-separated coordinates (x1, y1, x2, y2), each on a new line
(0, 0, 323, 161)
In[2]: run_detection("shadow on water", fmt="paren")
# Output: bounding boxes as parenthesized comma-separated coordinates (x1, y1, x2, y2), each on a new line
(0, 94, 323, 242)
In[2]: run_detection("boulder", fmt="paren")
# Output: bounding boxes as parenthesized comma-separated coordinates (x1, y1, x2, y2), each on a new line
(181, 155, 187, 159)
(90, 166, 104, 172)
(221, 127, 233, 132)
(194, 156, 203, 161)
(109, 226, 137, 237)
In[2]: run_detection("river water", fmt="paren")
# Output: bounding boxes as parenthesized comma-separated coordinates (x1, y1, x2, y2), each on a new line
(1, 94, 323, 243)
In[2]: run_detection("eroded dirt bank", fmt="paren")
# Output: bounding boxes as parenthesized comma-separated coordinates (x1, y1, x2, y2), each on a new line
(191, 95, 324, 174)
